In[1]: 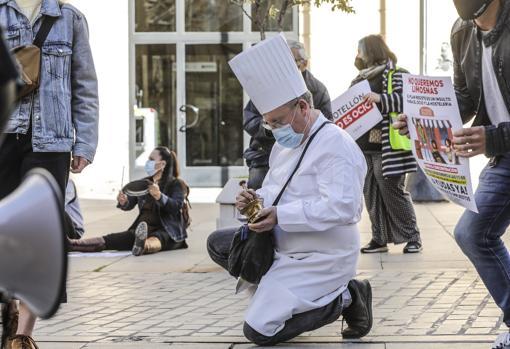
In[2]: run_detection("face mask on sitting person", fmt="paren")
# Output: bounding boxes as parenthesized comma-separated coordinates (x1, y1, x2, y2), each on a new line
(144, 160, 158, 176)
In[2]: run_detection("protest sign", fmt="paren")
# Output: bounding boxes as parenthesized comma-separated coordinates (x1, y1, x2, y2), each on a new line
(403, 74, 478, 212)
(331, 80, 383, 140)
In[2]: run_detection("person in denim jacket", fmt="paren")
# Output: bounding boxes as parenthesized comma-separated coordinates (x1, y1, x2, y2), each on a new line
(0, 1, 98, 348)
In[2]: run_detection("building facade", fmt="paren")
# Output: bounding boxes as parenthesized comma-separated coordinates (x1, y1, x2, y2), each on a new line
(67, 0, 460, 199)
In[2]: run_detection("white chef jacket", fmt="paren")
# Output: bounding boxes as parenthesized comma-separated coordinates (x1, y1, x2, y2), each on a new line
(245, 114, 367, 337)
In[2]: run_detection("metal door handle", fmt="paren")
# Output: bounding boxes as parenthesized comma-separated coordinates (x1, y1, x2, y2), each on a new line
(179, 104, 200, 132)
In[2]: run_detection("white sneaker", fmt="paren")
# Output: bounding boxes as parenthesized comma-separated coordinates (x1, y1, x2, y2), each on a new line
(492, 332, 510, 349)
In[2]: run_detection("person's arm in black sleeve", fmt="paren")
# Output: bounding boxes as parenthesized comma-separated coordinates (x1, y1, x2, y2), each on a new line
(315, 83, 333, 120)
(243, 100, 274, 141)
(0, 26, 19, 130)
(485, 122, 510, 157)
(451, 22, 477, 124)
(156, 180, 185, 214)
(0, 27, 18, 84)
(117, 195, 138, 211)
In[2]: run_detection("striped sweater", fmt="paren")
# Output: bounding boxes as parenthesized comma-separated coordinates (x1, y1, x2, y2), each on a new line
(379, 62, 417, 177)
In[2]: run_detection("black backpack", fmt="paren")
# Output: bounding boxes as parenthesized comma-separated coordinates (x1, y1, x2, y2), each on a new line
(181, 181, 191, 229)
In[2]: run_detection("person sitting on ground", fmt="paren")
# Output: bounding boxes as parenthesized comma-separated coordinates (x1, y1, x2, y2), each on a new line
(69, 147, 189, 256)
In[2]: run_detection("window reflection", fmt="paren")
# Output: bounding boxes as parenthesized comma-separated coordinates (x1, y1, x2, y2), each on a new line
(185, 44, 243, 166)
(135, 0, 176, 32)
(135, 45, 177, 158)
(185, 0, 243, 31)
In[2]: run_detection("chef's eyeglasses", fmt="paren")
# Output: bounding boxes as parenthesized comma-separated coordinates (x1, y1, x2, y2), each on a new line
(262, 101, 300, 131)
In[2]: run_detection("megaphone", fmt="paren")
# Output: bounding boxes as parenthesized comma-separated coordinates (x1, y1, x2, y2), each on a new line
(0, 168, 67, 319)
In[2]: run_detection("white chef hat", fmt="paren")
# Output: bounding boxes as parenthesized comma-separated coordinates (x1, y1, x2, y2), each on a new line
(229, 33, 308, 114)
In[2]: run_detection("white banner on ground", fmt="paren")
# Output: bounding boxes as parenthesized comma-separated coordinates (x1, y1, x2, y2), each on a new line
(402, 74, 478, 213)
(331, 80, 383, 140)
(69, 252, 131, 258)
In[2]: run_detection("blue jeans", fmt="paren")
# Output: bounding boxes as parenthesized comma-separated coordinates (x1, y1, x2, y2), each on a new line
(454, 154, 510, 327)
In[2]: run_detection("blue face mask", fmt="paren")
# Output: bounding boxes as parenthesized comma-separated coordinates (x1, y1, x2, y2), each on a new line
(272, 124, 304, 149)
(272, 106, 309, 149)
(144, 160, 157, 176)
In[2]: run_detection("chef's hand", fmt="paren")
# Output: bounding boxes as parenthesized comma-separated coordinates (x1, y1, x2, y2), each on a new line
(71, 156, 89, 174)
(364, 92, 381, 104)
(453, 126, 486, 158)
(235, 189, 258, 213)
(148, 182, 162, 200)
(117, 191, 128, 206)
(248, 207, 277, 233)
(393, 114, 410, 137)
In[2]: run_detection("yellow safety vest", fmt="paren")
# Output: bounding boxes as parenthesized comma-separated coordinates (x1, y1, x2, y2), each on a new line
(387, 69, 411, 151)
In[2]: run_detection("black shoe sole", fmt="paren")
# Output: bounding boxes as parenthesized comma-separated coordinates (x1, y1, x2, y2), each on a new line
(360, 247, 389, 253)
(403, 245, 423, 254)
(342, 280, 373, 339)
(132, 222, 148, 256)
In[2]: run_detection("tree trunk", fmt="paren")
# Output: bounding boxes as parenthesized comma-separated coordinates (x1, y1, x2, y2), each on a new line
(277, 0, 291, 32)
(253, 0, 268, 40)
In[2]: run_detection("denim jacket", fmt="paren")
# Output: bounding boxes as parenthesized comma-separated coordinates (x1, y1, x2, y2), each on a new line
(0, 0, 98, 162)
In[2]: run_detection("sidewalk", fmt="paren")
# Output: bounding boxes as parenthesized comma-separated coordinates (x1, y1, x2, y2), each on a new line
(34, 200, 509, 348)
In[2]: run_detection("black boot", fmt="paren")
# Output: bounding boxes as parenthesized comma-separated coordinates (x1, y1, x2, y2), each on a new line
(341, 279, 373, 339)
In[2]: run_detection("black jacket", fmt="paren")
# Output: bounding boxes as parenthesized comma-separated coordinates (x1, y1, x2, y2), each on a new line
(119, 178, 187, 242)
(243, 70, 333, 168)
(451, 0, 510, 156)
(0, 26, 18, 132)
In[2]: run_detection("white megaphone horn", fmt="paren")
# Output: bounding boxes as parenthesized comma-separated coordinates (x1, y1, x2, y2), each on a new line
(0, 168, 67, 319)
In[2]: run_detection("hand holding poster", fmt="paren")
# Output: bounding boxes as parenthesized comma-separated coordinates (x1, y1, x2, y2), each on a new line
(331, 80, 383, 140)
(402, 74, 478, 212)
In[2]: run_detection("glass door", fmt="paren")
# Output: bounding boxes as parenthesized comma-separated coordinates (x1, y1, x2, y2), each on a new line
(134, 44, 177, 168)
(182, 44, 243, 167)
(131, 0, 299, 186)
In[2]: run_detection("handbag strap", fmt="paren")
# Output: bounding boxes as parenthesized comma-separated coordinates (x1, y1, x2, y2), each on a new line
(272, 121, 332, 206)
(33, 16, 58, 49)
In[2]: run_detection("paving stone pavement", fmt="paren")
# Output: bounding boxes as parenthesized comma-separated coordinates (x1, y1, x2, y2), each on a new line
(27, 200, 510, 348)
(34, 269, 506, 345)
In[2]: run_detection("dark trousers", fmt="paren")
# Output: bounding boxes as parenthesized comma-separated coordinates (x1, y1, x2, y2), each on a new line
(248, 166, 269, 190)
(0, 132, 70, 303)
(364, 153, 421, 245)
(0, 133, 70, 198)
(104, 229, 182, 251)
(207, 228, 346, 346)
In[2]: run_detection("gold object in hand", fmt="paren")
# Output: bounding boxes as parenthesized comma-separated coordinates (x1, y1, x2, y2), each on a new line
(240, 198, 263, 224)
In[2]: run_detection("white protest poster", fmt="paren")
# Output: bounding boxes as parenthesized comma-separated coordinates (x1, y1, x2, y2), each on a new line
(402, 74, 478, 213)
(331, 80, 383, 140)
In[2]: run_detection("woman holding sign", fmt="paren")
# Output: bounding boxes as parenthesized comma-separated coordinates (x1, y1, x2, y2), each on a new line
(351, 35, 422, 254)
